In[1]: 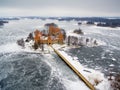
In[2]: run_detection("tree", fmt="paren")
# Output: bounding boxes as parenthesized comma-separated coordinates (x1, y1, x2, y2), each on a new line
(68, 36, 71, 46)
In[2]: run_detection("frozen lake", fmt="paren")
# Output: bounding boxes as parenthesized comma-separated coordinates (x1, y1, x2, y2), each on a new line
(0, 18, 120, 90)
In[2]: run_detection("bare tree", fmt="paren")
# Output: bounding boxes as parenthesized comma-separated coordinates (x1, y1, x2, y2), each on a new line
(68, 36, 71, 46)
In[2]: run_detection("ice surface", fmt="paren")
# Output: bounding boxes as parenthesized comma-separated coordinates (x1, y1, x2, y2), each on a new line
(1, 18, 119, 90)
(52, 44, 112, 90)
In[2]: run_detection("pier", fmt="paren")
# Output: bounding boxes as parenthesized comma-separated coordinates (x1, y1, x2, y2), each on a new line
(51, 45, 95, 90)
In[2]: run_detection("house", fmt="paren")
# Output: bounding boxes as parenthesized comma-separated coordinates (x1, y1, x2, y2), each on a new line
(33, 23, 65, 47)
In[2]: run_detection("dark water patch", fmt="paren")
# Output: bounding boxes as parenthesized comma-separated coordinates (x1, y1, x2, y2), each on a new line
(0, 53, 66, 90)
(67, 46, 120, 76)
(48, 76, 66, 90)
(0, 53, 10, 58)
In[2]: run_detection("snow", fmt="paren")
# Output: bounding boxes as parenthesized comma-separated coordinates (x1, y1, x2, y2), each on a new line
(90, 25, 120, 31)
(0, 43, 22, 53)
(52, 44, 112, 90)
(63, 79, 90, 90)
(11, 19, 113, 90)
(112, 58, 116, 61)
(109, 64, 114, 67)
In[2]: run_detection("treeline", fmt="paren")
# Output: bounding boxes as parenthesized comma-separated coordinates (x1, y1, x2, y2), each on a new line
(0, 21, 8, 26)
(1, 17, 120, 27)
(76, 17, 120, 28)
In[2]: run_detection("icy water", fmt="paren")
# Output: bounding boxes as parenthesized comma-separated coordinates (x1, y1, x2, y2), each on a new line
(67, 25, 120, 76)
(0, 19, 89, 90)
(0, 18, 120, 90)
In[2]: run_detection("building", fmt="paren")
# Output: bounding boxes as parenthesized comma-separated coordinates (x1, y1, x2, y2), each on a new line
(34, 23, 65, 46)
